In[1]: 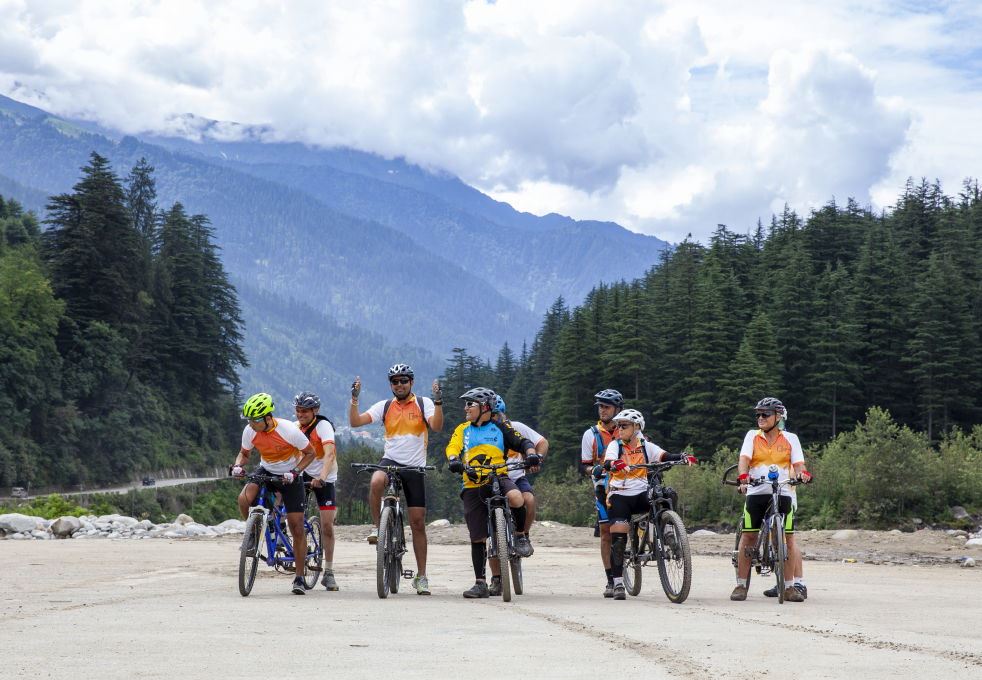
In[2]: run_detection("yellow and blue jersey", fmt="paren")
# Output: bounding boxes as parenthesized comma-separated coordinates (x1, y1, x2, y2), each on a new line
(446, 419, 532, 488)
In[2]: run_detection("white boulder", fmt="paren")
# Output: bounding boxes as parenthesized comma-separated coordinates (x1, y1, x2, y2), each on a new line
(0, 513, 44, 534)
(427, 519, 451, 528)
(215, 519, 245, 533)
(97, 514, 139, 527)
(965, 538, 982, 547)
(174, 514, 195, 526)
(831, 529, 859, 541)
(691, 529, 717, 536)
(50, 516, 83, 538)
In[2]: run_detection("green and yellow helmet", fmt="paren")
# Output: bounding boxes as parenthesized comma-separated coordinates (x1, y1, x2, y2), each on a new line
(242, 392, 275, 420)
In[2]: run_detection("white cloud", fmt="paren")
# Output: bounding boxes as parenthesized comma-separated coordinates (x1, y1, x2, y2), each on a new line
(0, 1, 979, 242)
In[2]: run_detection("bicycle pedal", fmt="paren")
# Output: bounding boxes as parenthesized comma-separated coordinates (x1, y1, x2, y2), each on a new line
(283, 563, 296, 573)
(308, 564, 323, 572)
(402, 570, 415, 579)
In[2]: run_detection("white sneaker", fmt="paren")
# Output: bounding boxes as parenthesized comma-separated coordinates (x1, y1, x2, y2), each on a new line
(413, 575, 431, 595)
(367, 526, 379, 545)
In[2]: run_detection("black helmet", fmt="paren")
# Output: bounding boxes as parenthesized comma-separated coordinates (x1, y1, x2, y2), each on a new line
(594, 388, 624, 408)
(388, 363, 415, 379)
(293, 391, 321, 409)
(459, 387, 497, 406)
(754, 397, 786, 418)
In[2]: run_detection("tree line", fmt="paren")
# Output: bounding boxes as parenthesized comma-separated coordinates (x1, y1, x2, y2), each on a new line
(0, 152, 246, 488)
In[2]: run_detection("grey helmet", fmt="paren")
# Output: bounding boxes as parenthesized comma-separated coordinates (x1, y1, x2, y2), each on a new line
(754, 397, 786, 419)
(388, 363, 415, 379)
(293, 391, 321, 409)
(594, 388, 624, 408)
(459, 387, 498, 406)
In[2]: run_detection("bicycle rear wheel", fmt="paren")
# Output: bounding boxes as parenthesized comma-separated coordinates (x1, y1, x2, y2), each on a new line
(493, 508, 512, 602)
(303, 515, 322, 590)
(510, 557, 523, 595)
(376, 506, 393, 599)
(238, 512, 262, 597)
(656, 510, 692, 604)
(623, 525, 643, 596)
(772, 519, 785, 604)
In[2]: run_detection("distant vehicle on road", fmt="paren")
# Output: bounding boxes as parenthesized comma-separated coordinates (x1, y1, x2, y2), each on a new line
(141, 477, 156, 487)
(11, 487, 28, 499)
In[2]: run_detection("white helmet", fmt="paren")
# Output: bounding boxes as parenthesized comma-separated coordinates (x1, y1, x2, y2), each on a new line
(613, 409, 645, 431)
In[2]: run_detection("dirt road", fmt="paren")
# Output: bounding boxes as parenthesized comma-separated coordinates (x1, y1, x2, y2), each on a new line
(2, 537, 980, 680)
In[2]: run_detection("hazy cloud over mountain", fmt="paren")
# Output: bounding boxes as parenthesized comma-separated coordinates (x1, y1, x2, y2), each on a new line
(2, 1, 979, 242)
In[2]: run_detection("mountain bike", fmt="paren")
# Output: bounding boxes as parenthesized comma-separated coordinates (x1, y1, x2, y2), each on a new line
(722, 463, 807, 604)
(463, 460, 530, 603)
(619, 460, 693, 603)
(238, 472, 323, 597)
(352, 463, 435, 599)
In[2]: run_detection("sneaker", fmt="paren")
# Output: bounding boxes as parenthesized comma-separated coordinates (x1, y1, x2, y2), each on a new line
(413, 575, 431, 596)
(613, 584, 626, 600)
(784, 586, 805, 602)
(462, 581, 490, 599)
(322, 571, 339, 591)
(514, 535, 534, 558)
(367, 527, 379, 545)
(730, 584, 748, 601)
(291, 577, 306, 595)
(763, 585, 778, 598)
(793, 583, 808, 599)
(603, 581, 614, 598)
(488, 576, 502, 596)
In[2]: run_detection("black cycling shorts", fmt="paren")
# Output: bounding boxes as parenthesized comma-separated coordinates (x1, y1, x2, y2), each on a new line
(379, 457, 426, 508)
(461, 476, 519, 541)
(515, 476, 534, 494)
(262, 474, 305, 514)
(607, 492, 650, 524)
(302, 473, 337, 510)
(742, 494, 795, 534)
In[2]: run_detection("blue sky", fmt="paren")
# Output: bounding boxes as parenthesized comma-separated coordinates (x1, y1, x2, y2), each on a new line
(1, 0, 980, 243)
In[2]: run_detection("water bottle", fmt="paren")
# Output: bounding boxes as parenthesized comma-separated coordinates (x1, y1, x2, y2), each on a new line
(767, 464, 779, 481)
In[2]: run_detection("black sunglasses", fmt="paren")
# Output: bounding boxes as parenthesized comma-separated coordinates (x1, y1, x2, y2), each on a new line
(756, 412, 775, 419)
(615, 423, 634, 429)
(464, 401, 480, 408)
(390, 377, 411, 385)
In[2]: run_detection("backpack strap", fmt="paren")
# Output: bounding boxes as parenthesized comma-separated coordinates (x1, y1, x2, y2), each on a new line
(381, 397, 429, 431)
(592, 425, 605, 464)
(302, 413, 335, 438)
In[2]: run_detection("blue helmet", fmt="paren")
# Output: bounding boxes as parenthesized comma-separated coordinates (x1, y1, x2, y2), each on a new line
(493, 395, 506, 414)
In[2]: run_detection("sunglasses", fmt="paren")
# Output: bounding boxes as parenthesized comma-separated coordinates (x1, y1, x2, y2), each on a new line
(248, 417, 266, 424)
(389, 377, 411, 385)
(615, 423, 634, 430)
(464, 401, 480, 408)
(756, 412, 775, 419)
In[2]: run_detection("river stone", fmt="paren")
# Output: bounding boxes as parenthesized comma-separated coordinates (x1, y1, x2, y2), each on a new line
(946, 529, 969, 538)
(135, 519, 155, 530)
(961, 557, 976, 568)
(9, 532, 30, 540)
(691, 529, 717, 536)
(174, 513, 195, 526)
(965, 538, 982, 547)
(831, 529, 859, 541)
(889, 529, 903, 535)
(185, 523, 210, 536)
(97, 514, 138, 527)
(215, 519, 245, 533)
(427, 519, 451, 528)
(950, 506, 970, 520)
(0, 513, 43, 533)
(50, 516, 82, 538)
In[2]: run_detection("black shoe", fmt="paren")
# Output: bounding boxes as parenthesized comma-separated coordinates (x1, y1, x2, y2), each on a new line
(763, 585, 778, 598)
(463, 581, 490, 599)
(613, 584, 626, 600)
(489, 576, 502, 596)
(603, 581, 614, 598)
(291, 577, 306, 595)
(514, 535, 534, 558)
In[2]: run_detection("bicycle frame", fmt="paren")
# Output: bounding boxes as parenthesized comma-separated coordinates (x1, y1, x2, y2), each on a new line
(623, 461, 684, 566)
(465, 460, 527, 562)
(247, 474, 320, 571)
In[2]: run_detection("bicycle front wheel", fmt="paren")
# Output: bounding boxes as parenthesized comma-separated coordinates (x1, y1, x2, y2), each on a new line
(623, 524, 643, 596)
(772, 519, 785, 604)
(376, 506, 393, 599)
(510, 557, 523, 595)
(389, 513, 404, 594)
(303, 514, 322, 590)
(238, 512, 262, 597)
(493, 508, 512, 602)
(656, 510, 692, 604)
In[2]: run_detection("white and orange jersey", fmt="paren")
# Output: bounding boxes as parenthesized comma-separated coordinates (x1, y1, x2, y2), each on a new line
(505, 420, 544, 481)
(241, 418, 310, 474)
(604, 437, 666, 496)
(739, 429, 804, 498)
(295, 418, 337, 482)
(366, 394, 435, 466)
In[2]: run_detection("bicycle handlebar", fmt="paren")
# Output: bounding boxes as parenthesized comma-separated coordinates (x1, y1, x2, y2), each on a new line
(626, 459, 690, 472)
(721, 463, 813, 487)
(463, 461, 529, 474)
(350, 463, 436, 474)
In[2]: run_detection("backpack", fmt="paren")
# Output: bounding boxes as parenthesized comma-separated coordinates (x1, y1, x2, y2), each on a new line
(302, 413, 335, 438)
(381, 395, 430, 431)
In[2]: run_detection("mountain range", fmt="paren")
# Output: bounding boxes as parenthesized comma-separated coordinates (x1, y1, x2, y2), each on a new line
(0, 94, 668, 414)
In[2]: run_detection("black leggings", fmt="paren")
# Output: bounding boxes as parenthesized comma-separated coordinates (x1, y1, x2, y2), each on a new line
(471, 541, 487, 580)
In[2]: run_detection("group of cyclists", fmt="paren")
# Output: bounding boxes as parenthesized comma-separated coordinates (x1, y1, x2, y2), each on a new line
(232, 362, 812, 602)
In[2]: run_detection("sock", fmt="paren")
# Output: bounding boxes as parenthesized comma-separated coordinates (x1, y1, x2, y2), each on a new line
(471, 542, 487, 580)
(613, 576, 624, 586)
(795, 578, 805, 586)
(605, 568, 613, 583)
(610, 533, 627, 579)
(736, 577, 749, 587)
(324, 561, 333, 573)
(513, 506, 527, 533)
(785, 580, 794, 589)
